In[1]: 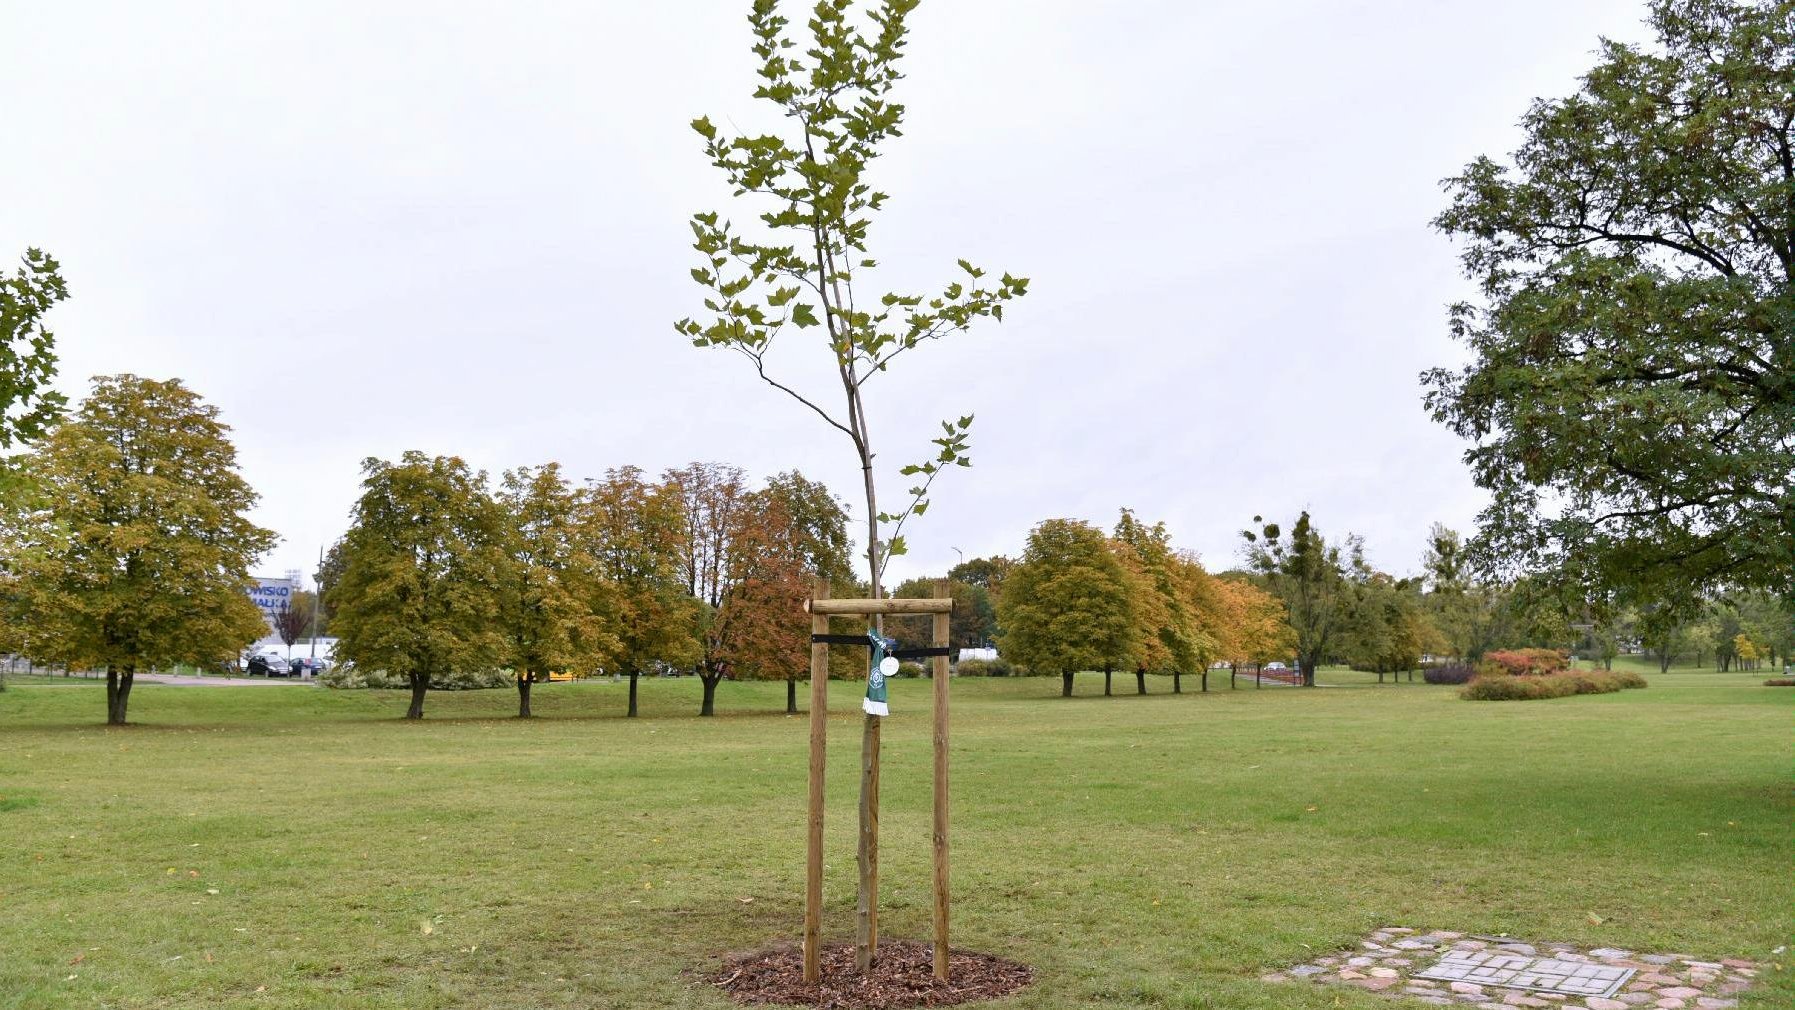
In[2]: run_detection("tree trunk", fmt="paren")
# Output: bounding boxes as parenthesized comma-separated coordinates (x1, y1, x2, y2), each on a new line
(1255, 663, 1262, 688)
(1103, 666, 1112, 696)
(106, 665, 135, 725)
(628, 669, 640, 717)
(1300, 659, 1316, 687)
(406, 672, 428, 719)
(1172, 671, 1182, 694)
(1230, 663, 1237, 689)
(1661, 651, 1674, 674)
(516, 675, 533, 718)
(1061, 671, 1074, 697)
(787, 677, 798, 714)
(1135, 668, 1147, 695)
(700, 674, 720, 716)
(1201, 670, 1209, 692)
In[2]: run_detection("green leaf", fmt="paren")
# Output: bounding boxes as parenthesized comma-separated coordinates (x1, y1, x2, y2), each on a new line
(791, 304, 820, 328)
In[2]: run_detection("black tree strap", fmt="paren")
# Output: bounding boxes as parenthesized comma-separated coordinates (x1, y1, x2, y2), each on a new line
(810, 634, 871, 646)
(808, 635, 951, 661)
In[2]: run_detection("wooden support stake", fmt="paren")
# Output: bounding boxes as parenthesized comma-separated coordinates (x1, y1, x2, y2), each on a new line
(856, 713, 879, 970)
(804, 577, 830, 984)
(931, 578, 951, 981)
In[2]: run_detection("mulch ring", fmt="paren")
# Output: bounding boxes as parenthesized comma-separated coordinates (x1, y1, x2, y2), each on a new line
(708, 940, 1033, 1008)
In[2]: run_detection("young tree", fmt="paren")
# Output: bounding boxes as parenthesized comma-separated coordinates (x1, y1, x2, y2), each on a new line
(495, 464, 621, 718)
(328, 453, 507, 720)
(6, 376, 273, 723)
(998, 519, 1138, 698)
(1243, 512, 1366, 687)
(272, 598, 311, 661)
(1425, 0, 1794, 602)
(0, 248, 70, 453)
(581, 467, 702, 717)
(677, 5, 1028, 952)
(677, 1, 1027, 604)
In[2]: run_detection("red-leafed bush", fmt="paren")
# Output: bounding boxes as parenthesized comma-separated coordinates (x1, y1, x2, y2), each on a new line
(1461, 670, 1646, 701)
(1479, 648, 1571, 677)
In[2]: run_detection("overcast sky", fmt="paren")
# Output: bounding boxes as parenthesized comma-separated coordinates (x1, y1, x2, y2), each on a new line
(3, 0, 1653, 587)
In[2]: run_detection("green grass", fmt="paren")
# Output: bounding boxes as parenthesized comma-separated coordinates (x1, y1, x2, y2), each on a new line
(0, 670, 1788, 1009)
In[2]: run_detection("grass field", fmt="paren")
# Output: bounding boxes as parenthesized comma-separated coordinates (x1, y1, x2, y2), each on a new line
(1, 667, 1788, 1009)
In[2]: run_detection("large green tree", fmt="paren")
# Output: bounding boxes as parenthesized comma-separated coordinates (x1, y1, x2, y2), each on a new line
(6, 375, 274, 724)
(1242, 512, 1366, 687)
(328, 453, 507, 720)
(581, 467, 701, 717)
(997, 519, 1139, 698)
(495, 463, 620, 718)
(1425, 0, 1794, 602)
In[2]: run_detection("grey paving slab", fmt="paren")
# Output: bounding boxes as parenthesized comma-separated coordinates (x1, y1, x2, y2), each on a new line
(1415, 952, 1633, 998)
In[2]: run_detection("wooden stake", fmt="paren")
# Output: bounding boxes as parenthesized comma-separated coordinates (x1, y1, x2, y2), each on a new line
(931, 578, 951, 981)
(804, 577, 830, 984)
(857, 713, 879, 970)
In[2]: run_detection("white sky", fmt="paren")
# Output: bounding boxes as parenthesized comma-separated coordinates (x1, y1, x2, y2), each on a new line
(2, 0, 1652, 586)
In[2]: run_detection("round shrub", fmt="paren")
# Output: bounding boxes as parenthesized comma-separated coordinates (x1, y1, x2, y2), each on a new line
(1423, 663, 1477, 685)
(896, 661, 926, 679)
(1461, 670, 1646, 701)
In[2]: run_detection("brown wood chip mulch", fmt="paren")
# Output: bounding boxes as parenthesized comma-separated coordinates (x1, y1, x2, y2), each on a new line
(708, 940, 1033, 1008)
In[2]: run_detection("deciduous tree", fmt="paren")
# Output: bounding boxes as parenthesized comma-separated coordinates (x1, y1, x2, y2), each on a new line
(1425, 0, 1794, 602)
(495, 463, 621, 718)
(1243, 512, 1366, 687)
(328, 453, 507, 720)
(998, 519, 1138, 698)
(1112, 509, 1210, 694)
(1205, 575, 1294, 690)
(6, 375, 273, 724)
(581, 467, 701, 717)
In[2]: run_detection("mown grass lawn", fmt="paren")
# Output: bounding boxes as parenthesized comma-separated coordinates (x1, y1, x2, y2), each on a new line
(0, 668, 1787, 1010)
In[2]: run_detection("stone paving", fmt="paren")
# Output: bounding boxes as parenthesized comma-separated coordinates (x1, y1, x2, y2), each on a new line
(1260, 927, 1760, 1009)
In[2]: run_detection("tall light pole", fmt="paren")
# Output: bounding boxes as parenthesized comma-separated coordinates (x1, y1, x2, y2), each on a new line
(307, 545, 323, 669)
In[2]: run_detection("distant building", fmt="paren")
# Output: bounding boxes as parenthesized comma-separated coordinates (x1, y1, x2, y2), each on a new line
(246, 576, 298, 647)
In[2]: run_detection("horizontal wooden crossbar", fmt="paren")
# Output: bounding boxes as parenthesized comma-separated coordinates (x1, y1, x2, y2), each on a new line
(808, 634, 952, 659)
(805, 597, 954, 615)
